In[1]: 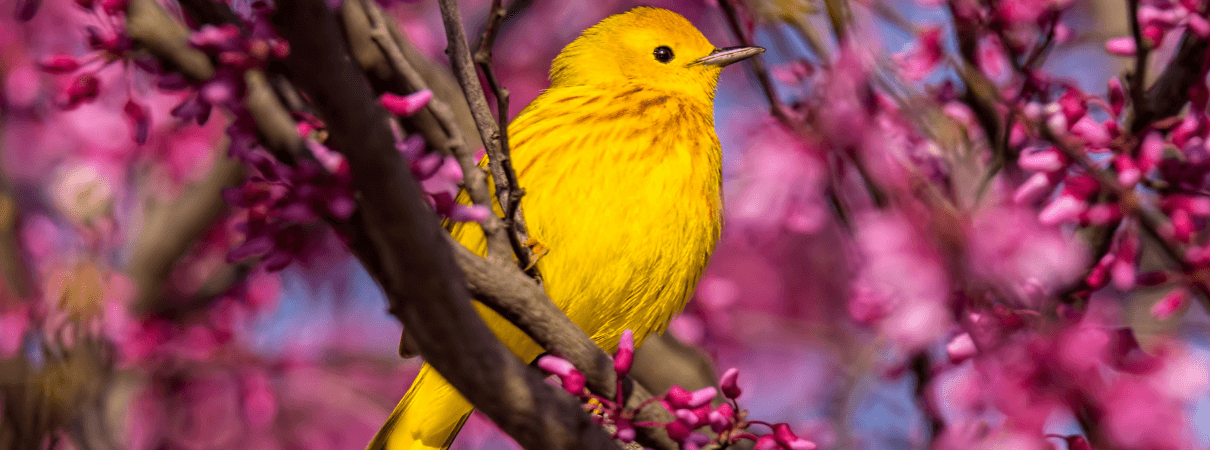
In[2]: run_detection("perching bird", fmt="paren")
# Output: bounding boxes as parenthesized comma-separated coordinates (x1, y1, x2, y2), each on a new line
(368, 7, 762, 449)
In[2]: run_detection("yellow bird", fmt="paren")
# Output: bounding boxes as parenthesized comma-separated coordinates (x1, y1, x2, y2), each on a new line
(368, 7, 762, 449)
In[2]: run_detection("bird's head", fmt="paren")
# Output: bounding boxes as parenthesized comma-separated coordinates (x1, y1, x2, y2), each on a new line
(549, 7, 763, 101)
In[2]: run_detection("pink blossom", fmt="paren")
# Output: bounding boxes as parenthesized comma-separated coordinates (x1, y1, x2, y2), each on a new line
(895, 27, 944, 81)
(59, 72, 100, 108)
(1107, 77, 1126, 117)
(946, 333, 976, 363)
(977, 36, 1009, 80)
(664, 385, 717, 409)
(1105, 37, 1138, 56)
(719, 367, 742, 399)
(1013, 172, 1058, 204)
(1151, 288, 1188, 320)
(1018, 147, 1066, 173)
(536, 355, 585, 395)
(379, 90, 432, 117)
(613, 329, 634, 376)
(1038, 195, 1087, 225)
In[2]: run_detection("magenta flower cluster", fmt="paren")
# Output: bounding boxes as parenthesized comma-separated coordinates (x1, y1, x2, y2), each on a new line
(538, 330, 817, 450)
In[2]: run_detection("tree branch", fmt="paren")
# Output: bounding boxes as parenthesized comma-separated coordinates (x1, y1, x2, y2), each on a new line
(436, 0, 541, 278)
(448, 235, 679, 449)
(269, 0, 619, 447)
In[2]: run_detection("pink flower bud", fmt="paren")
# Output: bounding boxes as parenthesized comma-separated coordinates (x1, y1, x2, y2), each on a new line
(1086, 253, 1113, 288)
(1046, 111, 1069, 135)
(754, 435, 781, 450)
(614, 418, 635, 443)
(614, 329, 634, 376)
(1152, 288, 1188, 320)
(536, 355, 585, 395)
(708, 403, 734, 433)
(1105, 37, 1137, 56)
(685, 387, 717, 409)
(1013, 172, 1056, 205)
(773, 424, 817, 450)
(411, 152, 444, 179)
(1081, 203, 1122, 225)
(1138, 131, 1166, 173)
(1058, 89, 1086, 125)
(38, 54, 81, 74)
(201, 79, 235, 105)
(1170, 208, 1193, 242)
(1070, 117, 1110, 147)
(448, 204, 490, 223)
(218, 51, 252, 69)
(665, 385, 716, 409)
(60, 72, 99, 108)
(1022, 102, 1044, 121)
(1113, 155, 1141, 187)
(100, 0, 125, 15)
(719, 367, 742, 399)
(665, 419, 691, 443)
(1171, 112, 1204, 149)
(1110, 257, 1135, 290)
(1063, 174, 1101, 199)
(1142, 23, 1166, 44)
(946, 333, 976, 363)
(124, 99, 150, 144)
(1008, 122, 1028, 148)
(380, 90, 432, 117)
(1039, 195, 1088, 225)
(1019, 147, 1066, 172)
(271, 40, 290, 59)
(1107, 78, 1126, 117)
(675, 409, 701, 428)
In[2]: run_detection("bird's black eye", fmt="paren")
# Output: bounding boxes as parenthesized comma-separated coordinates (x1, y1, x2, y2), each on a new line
(653, 46, 674, 63)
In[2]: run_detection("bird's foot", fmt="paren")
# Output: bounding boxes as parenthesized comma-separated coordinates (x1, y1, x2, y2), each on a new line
(523, 238, 549, 270)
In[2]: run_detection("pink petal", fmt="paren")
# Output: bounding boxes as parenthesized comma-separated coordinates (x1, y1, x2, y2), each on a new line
(1106, 37, 1138, 56)
(379, 90, 432, 117)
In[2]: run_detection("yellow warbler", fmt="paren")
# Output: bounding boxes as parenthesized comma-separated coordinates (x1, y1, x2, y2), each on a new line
(368, 7, 762, 449)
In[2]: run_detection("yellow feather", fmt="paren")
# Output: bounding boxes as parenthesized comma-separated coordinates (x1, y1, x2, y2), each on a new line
(369, 7, 757, 449)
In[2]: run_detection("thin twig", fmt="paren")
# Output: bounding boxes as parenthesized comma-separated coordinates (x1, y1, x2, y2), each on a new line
(471, 0, 540, 279)
(1039, 126, 1210, 313)
(909, 353, 943, 446)
(356, 0, 514, 265)
(718, 0, 791, 125)
(1126, 0, 1150, 116)
(436, 0, 542, 279)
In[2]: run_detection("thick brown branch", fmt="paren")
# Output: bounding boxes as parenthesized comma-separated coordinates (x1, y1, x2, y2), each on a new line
(447, 235, 679, 450)
(270, 0, 617, 447)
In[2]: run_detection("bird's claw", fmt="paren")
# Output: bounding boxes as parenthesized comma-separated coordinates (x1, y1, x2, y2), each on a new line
(524, 238, 549, 270)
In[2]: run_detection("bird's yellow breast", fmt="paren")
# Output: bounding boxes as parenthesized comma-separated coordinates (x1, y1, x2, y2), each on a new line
(452, 83, 722, 357)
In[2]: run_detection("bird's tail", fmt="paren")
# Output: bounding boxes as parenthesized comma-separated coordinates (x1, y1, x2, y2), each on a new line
(367, 363, 473, 450)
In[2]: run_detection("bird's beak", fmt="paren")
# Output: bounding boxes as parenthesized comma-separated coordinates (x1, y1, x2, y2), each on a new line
(692, 46, 765, 67)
